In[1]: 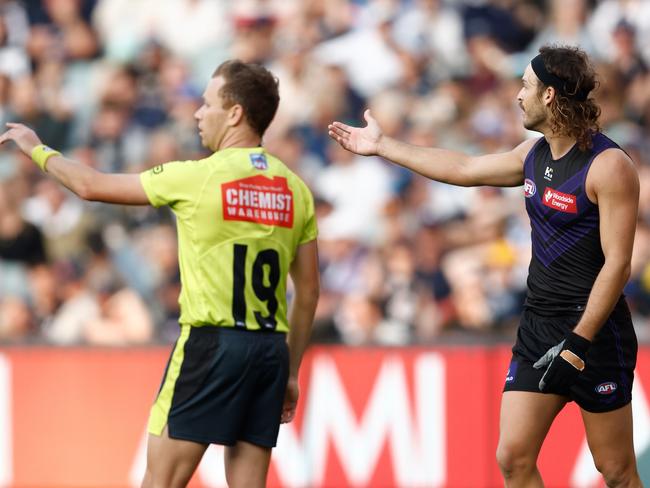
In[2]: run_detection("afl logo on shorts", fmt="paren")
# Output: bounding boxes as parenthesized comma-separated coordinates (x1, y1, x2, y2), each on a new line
(524, 178, 536, 198)
(595, 382, 617, 395)
(505, 360, 518, 383)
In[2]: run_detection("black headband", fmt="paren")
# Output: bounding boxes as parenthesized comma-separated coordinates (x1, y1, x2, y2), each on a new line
(530, 54, 590, 102)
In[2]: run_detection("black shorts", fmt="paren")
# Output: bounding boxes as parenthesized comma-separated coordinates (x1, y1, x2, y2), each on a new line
(148, 325, 289, 448)
(503, 303, 637, 413)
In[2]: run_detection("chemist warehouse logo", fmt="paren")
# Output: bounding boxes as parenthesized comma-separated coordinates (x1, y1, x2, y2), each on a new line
(542, 187, 578, 214)
(222, 175, 294, 228)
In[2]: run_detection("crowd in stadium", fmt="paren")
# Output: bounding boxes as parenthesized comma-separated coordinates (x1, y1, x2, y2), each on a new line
(0, 0, 649, 346)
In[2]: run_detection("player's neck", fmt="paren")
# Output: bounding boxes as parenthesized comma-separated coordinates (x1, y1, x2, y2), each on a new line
(544, 132, 577, 160)
(216, 129, 262, 151)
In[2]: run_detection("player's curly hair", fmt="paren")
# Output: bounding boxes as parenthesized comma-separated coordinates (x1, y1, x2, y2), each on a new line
(536, 45, 601, 151)
(213, 60, 280, 137)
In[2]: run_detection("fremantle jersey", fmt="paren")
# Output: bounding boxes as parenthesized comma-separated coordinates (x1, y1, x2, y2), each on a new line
(523, 132, 623, 314)
(140, 147, 318, 332)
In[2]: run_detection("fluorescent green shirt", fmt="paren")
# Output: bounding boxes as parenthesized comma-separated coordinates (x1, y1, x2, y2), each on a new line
(140, 147, 318, 333)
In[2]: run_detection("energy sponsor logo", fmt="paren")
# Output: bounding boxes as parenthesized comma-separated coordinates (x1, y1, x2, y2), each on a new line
(222, 175, 293, 228)
(542, 187, 578, 213)
(524, 179, 536, 198)
(595, 381, 617, 395)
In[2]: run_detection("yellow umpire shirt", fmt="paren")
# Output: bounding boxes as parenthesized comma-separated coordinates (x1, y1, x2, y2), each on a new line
(139, 147, 318, 334)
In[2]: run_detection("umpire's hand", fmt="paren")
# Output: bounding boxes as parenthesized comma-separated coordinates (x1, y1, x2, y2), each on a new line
(0, 122, 41, 155)
(281, 377, 299, 423)
(533, 332, 591, 392)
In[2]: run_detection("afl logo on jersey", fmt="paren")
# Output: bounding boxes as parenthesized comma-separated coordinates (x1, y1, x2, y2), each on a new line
(250, 153, 268, 170)
(524, 178, 536, 198)
(595, 382, 617, 395)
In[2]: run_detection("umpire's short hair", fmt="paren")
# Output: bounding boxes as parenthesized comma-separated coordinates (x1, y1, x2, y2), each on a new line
(213, 60, 280, 137)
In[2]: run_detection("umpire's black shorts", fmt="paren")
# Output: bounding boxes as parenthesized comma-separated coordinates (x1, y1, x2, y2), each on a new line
(503, 302, 637, 413)
(148, 324, 289, 447)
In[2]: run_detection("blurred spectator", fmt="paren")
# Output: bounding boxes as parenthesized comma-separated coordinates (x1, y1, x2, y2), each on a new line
(316, 140, 395, 244)
(231, 1, 278, 64)
(610, 20, 648, 87)
(314, 2, 408, 97)
(393, 0, 470, 86)
(0, 295, 33, 341)
(0, 179, 46, 265)
(588, 0, 650, 65)
(10, 75, 71, 149)
(82, 284, 153, 345)
(1, 0, 650, 346)
(0, 3, 30, 80)
(527, 0, 594, 54)
(150, 0, 231, 63)
(412, 223, 455, 340)
(26, 0, 100, 64)
(23, 179, 93, 261)
(334, 292, 408, 346)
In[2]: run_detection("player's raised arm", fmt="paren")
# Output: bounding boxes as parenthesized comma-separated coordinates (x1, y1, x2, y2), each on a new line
(0, 122, 149, 205)
(328, 109, 532, 188)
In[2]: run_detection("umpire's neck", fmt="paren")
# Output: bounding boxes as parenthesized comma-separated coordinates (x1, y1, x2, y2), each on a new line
(213, 123, 262, 152)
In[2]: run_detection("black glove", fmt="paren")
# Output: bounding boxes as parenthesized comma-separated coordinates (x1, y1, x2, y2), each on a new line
(532, 332, 591, 393)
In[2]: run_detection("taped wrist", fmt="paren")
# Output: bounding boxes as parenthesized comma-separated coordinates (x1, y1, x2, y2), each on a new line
(31, 144, 61, 172)
(564, 332, 591, 363)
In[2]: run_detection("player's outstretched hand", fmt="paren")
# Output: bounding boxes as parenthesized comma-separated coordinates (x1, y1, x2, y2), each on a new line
(533, 332, 591, 392)
(328, 109, 382, 156)
(0, 123, 41, 156)
(281, 376, 299, 423)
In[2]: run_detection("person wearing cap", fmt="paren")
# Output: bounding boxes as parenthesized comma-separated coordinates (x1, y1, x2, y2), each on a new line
(329, 44, 641, 487)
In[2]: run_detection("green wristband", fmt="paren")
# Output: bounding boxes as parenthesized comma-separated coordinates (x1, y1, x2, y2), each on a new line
(31, 144, 61, 172)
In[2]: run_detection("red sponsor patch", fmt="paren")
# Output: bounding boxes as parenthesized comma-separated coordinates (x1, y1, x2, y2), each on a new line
(542, 187, 578, 214)
(222, 175, 294, 227)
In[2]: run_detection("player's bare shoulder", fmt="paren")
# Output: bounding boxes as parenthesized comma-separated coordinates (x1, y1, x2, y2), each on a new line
(586, 147, 639, 204)
(512, 137, 541, 164)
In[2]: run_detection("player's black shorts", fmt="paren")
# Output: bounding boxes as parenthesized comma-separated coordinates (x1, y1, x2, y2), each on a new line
(503, 302, 637, 413)
(148, 324, 289, 448)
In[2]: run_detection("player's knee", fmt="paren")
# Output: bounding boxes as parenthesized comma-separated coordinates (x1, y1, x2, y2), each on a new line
(496, 442, 536, 478)
(594, 457, 637, 487)
(142, 465, 193, 488)
(140, 469, 152, 488)
(225, 469, 267, 488)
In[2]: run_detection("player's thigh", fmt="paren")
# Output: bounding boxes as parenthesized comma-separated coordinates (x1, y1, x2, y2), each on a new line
(144, 426, 208, 488)
(498, 391, 567, 458)
(581, 403, 635, 467)
(240, 334, 289, 447)
(224, 440, 272, 488)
